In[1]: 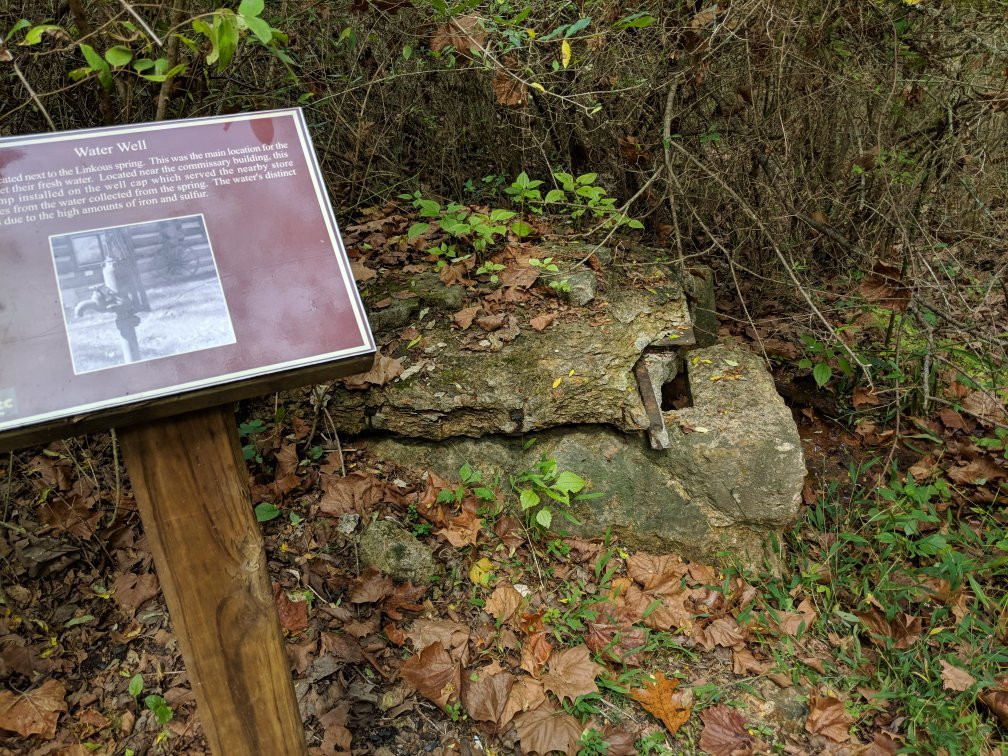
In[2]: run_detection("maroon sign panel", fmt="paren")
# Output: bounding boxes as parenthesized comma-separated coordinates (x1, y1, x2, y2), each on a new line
(0, 109, 374, 449)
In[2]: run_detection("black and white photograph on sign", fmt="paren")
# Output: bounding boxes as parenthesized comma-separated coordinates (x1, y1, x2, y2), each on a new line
(50, 214, 236, 375)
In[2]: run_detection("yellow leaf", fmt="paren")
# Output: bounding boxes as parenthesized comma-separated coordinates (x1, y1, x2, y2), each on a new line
(525, 28, 536, 38)
(469, 557, 494, 586)
(552, 376, 563, 389)
(568, 368, 575, 377)
(530, 82, 546, 93)
(561, 39, 571, 69)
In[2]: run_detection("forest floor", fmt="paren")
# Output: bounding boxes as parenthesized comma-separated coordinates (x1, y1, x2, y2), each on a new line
(2, 217, 1007, 755)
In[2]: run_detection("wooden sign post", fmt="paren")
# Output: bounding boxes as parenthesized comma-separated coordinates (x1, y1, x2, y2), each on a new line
(0, 110, 375, 754)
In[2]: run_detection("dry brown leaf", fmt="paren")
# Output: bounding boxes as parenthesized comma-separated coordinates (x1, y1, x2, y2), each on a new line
(349, 568, 394, 604)
(627, 553, 689, 594)
(350, 258, 377, 282)
(406, 618, 469, 661)
(693, 617, 745, 651)
(514, 705, 583, 756)
(112, 572, 160, 613)
(962, 390, 1007, 426)
(854, 608, 922, 649)
(499, 677, 545, 728)
(732, 648, 769, 677)
(453, 305, 480, 330)
(805, 694, 853, 743)
(626, 584, 694, 632)
(343, 354, 403, 389)
(858, 260, 909, 312)
(540, 644, 602, 703)
(485, 583, 523, 624)
(318, 472, 385, 516)
(529, 312, 557, 332)
(462, 666, 514, 727)
(852, 386, 880, 407)
(430, 13, 485, 55)
(272, 583, 309, 634)
(699, 703, 766, 755)
(585, 622, 647, 666)
(520, 631, 552, 678)
(629, 671, 692, 735)
(401, 642, 461, 713)
(436, 502, 482, 547)
(980, 677, 1008, 727)
(38, 495, 101, 539)
(476, 312, 507, 332)
(947, 457, 1006, 486)
(940, 659, 976, 692)
(492, 69, 528, 107)
(0, 679, 67, 739)
(937, 407, 969, 431)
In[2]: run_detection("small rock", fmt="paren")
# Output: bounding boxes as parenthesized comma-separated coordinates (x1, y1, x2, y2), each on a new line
(359, 519, 442, 583)
(562, 270, 597, 306)
(337, 513, 360, 535)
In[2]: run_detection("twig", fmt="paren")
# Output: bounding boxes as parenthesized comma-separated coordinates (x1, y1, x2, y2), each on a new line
(665, 137, 874, 387)
(10, 59, 57, 130)
(109, 428, 122, 525)
(447, 16, 595, 114)
(118, 0, 164, 47)
(576, 166, 662, 266)
(155, 0, 185, 121)
(662, 80, 686, 269)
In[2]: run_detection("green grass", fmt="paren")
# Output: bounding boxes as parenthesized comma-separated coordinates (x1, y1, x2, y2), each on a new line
(729, 459, 1008, 753)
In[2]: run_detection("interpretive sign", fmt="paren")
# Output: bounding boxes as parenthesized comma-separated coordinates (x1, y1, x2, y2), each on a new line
(0, 108, 374, 451)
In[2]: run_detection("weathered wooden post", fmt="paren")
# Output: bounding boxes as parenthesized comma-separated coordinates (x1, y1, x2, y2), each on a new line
(0, 109, 374, 754)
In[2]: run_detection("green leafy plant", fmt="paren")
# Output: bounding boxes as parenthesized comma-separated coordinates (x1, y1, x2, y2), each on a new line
(576, 726, 609, 754)
(546, 171, 643, 229)
(254, 502, 281, 522)
(144, 695, 173, 726)
(511, 457, 598, 533)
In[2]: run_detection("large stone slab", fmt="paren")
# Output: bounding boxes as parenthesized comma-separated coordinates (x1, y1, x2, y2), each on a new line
(329, 286, 694, 439)
(364, 345, 805, 564)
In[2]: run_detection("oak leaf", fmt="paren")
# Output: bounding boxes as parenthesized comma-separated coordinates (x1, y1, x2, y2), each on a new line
(272, 583, 309, 634)
(541, 644, 602, 703)
(0, 679, 66, 739)
(514, 705, 582, 756)
(492, 69, 527, 107)
(940, 659, 976, 692)
(318, 472, 385, 516)
(343, 354, 402, 389)
(627, 553, 689, 594)
(401, 642, 462, 712)
(520, 631, 552, 678)
(630, 671, 692, 734)
(453, 305, 480, 330)
(805, 694, 853, 743)
(462, 666, 514, 726)
(699, 703, 766, 755)
(529, 313, 556, 332)
(348, 567, 394, 604)
(499, 677, 545, 728)
(112, 572, 160, 613)
(485, 583, 523, 624)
